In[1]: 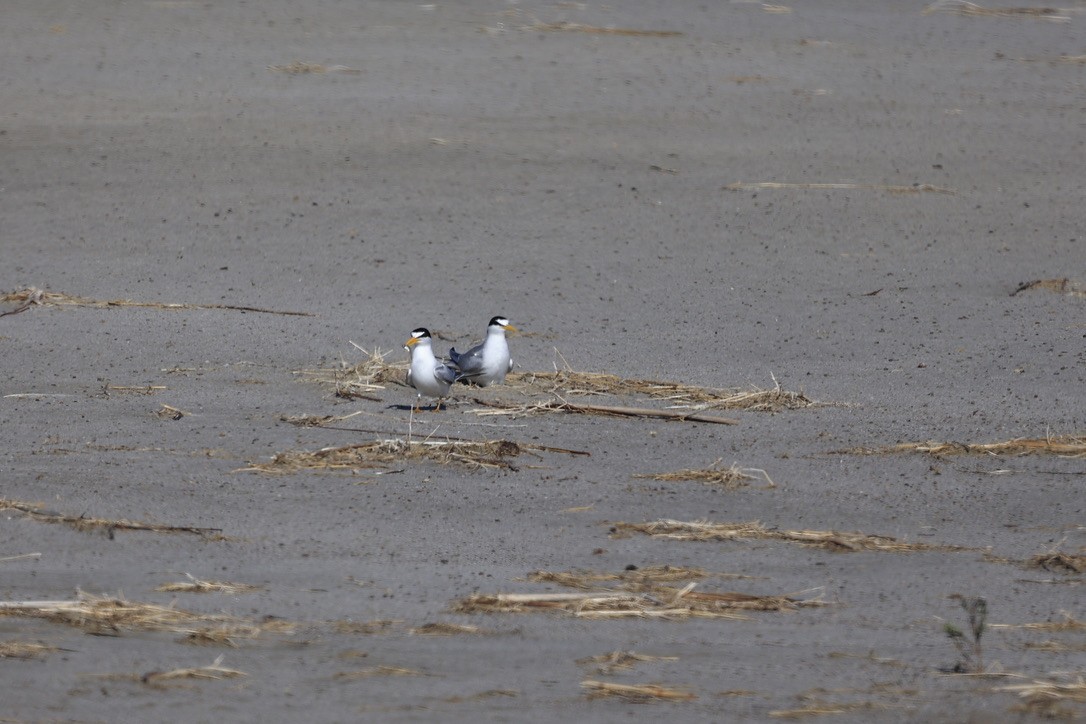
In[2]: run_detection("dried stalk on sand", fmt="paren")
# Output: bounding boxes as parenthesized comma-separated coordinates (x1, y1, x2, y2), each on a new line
(634, 460, 774, 489)
(409, 622, 489, 636)
(334, 666, 428, 679)
(0, 641, 61, 659)
(0, 287, 312, 317)
(0, 591, 291, 640)
(0, 498, 222, 537)
(1011, 278, 1086, 298)
(922, 1, 1068, 20)
(582, 680, 696, 702)
(155, 573, 263, 594)
(140, 655, 246, 685)
(472, 397, 739, 425)
(996, 676, 1086, 706)
(523, 21, 682, 36)
(613, 519, 974, 552)
(526, 565, 755, 589)
(724, 181, 955, 194)
(296, 347, 407, 399)
(1030, 552, 1086, 575)
(990, 612, 1086, 632)
(835, 435, 1086, 458)
(243, 438, 527, 473)
(578, 651, 679, 674)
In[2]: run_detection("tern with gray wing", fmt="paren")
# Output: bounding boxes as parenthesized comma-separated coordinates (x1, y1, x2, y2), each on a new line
(404, 328, 458, 411)
(449, 316, 517, 387)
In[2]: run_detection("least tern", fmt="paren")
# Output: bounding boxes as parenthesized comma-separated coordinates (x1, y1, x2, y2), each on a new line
(404, 327, 458, 411)
(448, 316, 517, 387)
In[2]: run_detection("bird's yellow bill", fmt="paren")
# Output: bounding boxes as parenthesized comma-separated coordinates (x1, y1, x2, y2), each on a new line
(503, 324, 519, 333)
(404, 337, 419, 349)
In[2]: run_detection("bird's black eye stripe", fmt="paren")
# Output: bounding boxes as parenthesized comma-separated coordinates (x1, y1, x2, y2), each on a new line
(489, 316, 508, 327)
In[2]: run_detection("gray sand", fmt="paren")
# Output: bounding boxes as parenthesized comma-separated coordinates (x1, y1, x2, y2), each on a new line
(2, 1, 1084, 721)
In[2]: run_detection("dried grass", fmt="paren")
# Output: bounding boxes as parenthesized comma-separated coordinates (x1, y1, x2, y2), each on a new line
(769, 701, 891, 718)
(577, 651, 679, 675)
(525, 565, 756, 589)
(922, 1, 1069, 20)
(241, 438, 527, 473)
(331, 619, 401, 635)
(991, 612, 1086, 632)
(408, 622, 490, 636)
(996, 676, 1086, 705)
(0, 498, 222, 537)
(724, 181, 955, 194)
(267, 61, 361, 74)
(296, 347, 406, 399)
(140, 655, 246, 685)
(334, 666, 428, 680)
(0, 287, 312, 317)
(0, 641, 60, 659)
(582, 680, 696, 702)
(1030, 552, 1086, 575)
(634, 460, 775, 490)
(612, 519, 974, 553)
(1011, 278, 1086, 298)
(523, 21, 682, 36)
(835, 435, 1086, 458)
(452, 578, 821, 619)
(155, 574, 263, 595)
(0, 591, 293, 641)
(505, 370, 814, 410)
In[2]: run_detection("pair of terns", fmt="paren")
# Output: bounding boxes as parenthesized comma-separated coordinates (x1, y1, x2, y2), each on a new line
(403, 316, 517, 410)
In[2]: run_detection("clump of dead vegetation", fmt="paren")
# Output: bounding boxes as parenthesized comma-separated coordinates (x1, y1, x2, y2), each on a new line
(997, 675, 1086, 718)
(991, 612, 1086, 633)
(453, 564, 824, 620)
(611, 519, 974, 553)
(296, 347, 406, 400)
(408, 622, 492, 636)
(1011, 278, 1086, 298)
(1030, 551, 1086, 575)
(0, 498, 222, 538)
(138, 655, 247, 686)
(922, 1, 1069, 21)
(0, 591, 293, 643)
(582, 680, 695, 702)
(634, 460, 775, 490)
(578, 651, 679, 675)
(242, 438, 530, 473)
(0, 641, 62, 659)
(267, 61, 361, 74)
(155, 574, 263, 595)
(0, 287, 311, 317)
(832, 434, 1086, 459)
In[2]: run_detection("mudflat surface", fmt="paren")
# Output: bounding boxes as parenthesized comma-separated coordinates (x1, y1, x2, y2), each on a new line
(2, 1, 1084, 721)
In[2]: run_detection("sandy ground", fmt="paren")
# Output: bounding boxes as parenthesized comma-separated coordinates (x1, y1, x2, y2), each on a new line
(2, 0, 1084, 721)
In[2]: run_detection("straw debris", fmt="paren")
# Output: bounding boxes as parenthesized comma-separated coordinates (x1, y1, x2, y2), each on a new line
(990, 612, 1086, 632)
(724, 181, 955, 194)
(242, 438, 528, 473)
(578, 651, 679, 675)
(996, 676, 1086, 709)
(408, 622, 490, 636)
(523, 21, 682, 36)
(268, 61, 361, 74)
(922, 1, 1069, 20)
(0, 591, 293, 641)
(0, 498, 222, 538)
(156, 574, 263, 594)
(526, 565, 756, 589)
(296, 347, 405, 399)
(634, 460, 775, 490)
(1030, 552, 1086, 575)
(334, 666, 429, 680)
(834, 435, 1086, 458)
(1011, 278, 1086, 298)
(0, 641, 61, 659)
(612, 519, 974, 552)
(582, 680, 696, 702)
(0, 287, 312, 316)
(140, 655, 246, 685)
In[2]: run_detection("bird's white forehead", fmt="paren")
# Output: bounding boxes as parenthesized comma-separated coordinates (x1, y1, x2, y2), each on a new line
(492, 317, 509, 326)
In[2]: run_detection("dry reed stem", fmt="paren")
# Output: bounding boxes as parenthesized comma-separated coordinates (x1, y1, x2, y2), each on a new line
(724, 181, 955, 194)
(331, 619, 401, 634)
(155, 574, 263, 594)
(0, 287, 312, 316)
(0, 552, 42, 563)
(613, 519, 974, 552)
(473, 398, 739, 425)
(578, 651, 679, 675)
(334, 666, 428, 680)
(769, 701, 890, 718)
(0, 591, 292, 640)
(582, 680, 696, 702)
(267, 61, 361, 74)
(1011, 278, 1086, 298)
(505, 370, 813, 410)
(409, 622, 488, 636)
(634, 460, 775, 490)
(523, 21, 682, 36)
(835, 435, 1086, 458)
(996, 676, 1086, 703)
(0, 498, 222, 537)
(990, 612, 1086, 632)
(140, 655, 246, 685)
(922, 1, 1068, 20)
(0, 641, 60, 659)
(1024, 640, 1086, 652)
(1030, 552, 1086, 574)
(241, 438, 526, 474)
(526, 565, 756, 589)
(296, 347, 406, 398)
(452, 591, 746, 620)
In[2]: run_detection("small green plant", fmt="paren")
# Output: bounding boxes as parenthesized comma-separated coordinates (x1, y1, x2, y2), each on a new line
(943, 594, 987, 673)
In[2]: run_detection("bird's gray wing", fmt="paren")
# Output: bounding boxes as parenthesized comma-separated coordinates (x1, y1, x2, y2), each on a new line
(451, 342, 487, 378)
(435, 362, 459, 384)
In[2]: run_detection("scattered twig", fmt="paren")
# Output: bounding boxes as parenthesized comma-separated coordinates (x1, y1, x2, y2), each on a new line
(0, 499, 222, 538)
(140, 655, 246, 685)
(582, 680, 696, 702)
(832, 434, 1086, 458)
(1010, 278, 1086, 298)
(0, 288, 313, 317)
(0, 552, 42, 563)
(634, 460, 775, 489)
(922, 1, 1069, 21)
(724, 181, 955, 194)
(472, 398, 739, 425)
(155, 574, 263, 595)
